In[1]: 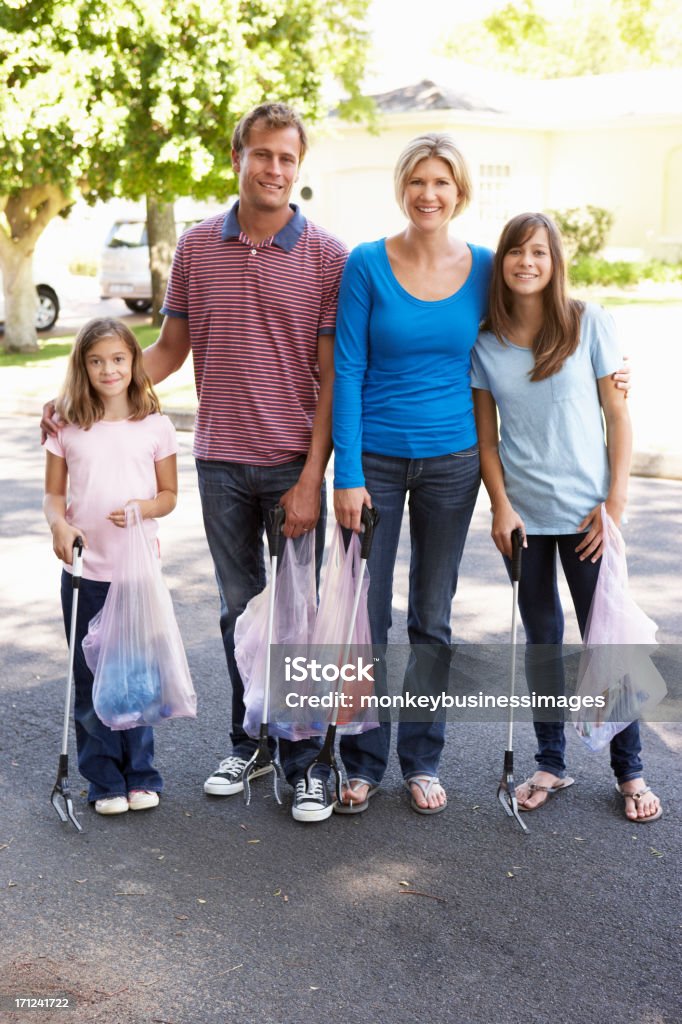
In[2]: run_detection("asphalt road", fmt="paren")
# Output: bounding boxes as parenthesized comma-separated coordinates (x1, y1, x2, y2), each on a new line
(1, 415, 680, 1024)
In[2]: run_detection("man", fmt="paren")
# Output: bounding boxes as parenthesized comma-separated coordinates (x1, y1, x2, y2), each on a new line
(129, 104, 346, 821)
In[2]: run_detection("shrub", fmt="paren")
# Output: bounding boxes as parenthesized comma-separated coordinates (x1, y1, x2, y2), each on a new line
(548, 205, 614, 263)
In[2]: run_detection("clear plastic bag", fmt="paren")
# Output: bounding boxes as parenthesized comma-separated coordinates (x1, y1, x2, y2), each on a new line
(308, 524, 378, 735)
(573, 504, 666, 751)
(236, 530, 318, 741)
(83, 503, 197, 730)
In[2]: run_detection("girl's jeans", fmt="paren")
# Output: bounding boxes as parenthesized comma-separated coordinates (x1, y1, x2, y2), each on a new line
(339, 447, 480, 785)
(60, 570, 163, 802)
(509, 534, 644, 784)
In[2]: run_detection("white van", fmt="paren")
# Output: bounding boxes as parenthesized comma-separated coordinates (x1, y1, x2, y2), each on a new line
(99, 209, 222, 311)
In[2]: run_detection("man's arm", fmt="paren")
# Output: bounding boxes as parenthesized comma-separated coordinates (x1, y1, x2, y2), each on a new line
(279, 333, 334, 539)
(143, 315, 191, 385)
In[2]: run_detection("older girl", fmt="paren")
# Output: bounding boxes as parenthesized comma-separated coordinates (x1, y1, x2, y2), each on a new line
(472, 213, 661, 822)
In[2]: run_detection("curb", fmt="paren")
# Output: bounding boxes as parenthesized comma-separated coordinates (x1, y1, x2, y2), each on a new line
(6, 402, 682, 481)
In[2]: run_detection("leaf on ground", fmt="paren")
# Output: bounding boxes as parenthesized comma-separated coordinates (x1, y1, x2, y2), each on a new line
(247, 839, 260, 844)
(398, 880, 410, 886)
(273, 889, 281, 896)
(399, 889, 447, 903)
(650, 848, 664, 858)
(197, 898, 207, 904)
(574, 837, 586, 842)
(175, 915, 189, 921)
(75, 879, 87, 884)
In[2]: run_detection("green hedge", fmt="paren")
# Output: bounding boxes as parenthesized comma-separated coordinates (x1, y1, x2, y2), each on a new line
(569, 257, 682, 287)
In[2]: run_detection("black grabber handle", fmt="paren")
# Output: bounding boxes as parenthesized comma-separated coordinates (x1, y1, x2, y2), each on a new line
(360, 505, 380, 559)
(72, 536, 84, 587)
(511, 528, 524, 583)
(269, 505, 286, 559)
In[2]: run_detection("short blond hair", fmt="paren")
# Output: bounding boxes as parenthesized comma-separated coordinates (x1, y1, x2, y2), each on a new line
(394, 133, 472, 220)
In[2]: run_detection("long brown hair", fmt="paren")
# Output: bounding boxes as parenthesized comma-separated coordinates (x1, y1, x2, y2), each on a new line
(56, 318, 160, 429)
(484, 212, 584, 380)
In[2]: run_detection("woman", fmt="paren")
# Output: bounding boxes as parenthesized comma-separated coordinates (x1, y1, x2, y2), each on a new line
(332, 134, 492, 814)
(471, 212, 661, 822)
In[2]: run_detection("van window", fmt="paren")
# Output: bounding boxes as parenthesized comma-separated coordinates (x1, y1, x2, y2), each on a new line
(106, 222, 148, 248)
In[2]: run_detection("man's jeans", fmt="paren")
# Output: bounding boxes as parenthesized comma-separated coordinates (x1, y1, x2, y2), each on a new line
(508, 534, 644, 784)
(196, 457, 326, 783)
(339, 447, 481, 785)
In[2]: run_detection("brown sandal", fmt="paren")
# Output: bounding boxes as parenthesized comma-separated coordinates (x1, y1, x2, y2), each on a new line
(518, 776, 575, 812)
(615, 783, 663, 823)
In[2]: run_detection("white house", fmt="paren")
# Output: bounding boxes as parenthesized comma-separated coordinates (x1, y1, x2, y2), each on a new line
(297, 64, 682, 259)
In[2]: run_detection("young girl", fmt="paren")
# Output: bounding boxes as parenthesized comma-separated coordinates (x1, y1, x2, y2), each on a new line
(44, 318, 178, 816)
(471, 213, 662, 823)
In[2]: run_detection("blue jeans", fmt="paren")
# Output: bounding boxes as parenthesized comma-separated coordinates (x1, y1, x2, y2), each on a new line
(509, 534, 644, 784)
(196, 457, 326, 783)
(60, 571, 163, 802)
(339, 447, 480, 785)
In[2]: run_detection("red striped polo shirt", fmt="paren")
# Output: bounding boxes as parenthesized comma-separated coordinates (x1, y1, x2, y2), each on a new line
(161, 203, 348, 464)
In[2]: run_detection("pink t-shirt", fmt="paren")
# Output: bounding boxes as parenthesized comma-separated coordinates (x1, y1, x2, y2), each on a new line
(45, 414, 178, 582)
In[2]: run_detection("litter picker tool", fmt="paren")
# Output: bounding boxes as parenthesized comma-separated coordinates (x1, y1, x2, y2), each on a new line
(243, 505, 287, 805)
(51, 537, 84, 832)
(303, 504, 379, 804)
(497, 527, 528, 833)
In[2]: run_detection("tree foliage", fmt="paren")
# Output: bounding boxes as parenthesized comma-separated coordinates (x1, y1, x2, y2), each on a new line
(0, 0, 372, 350)
(442, 0, 682, 78)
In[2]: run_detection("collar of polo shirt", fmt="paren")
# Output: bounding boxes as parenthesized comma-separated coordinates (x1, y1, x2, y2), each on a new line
(221, 202, 305, 252)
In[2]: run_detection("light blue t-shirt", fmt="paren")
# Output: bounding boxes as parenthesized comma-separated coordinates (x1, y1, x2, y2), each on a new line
(333, 239, 493, 488)
(470, 303, 622, 534)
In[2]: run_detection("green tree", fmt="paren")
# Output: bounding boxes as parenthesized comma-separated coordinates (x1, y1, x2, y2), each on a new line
(442, 0, 682, 79)
(0, 0, 372, 350)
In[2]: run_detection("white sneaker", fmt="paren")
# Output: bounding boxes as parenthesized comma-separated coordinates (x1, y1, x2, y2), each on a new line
(203, 756, 273, 796)
(94, 795, 129, 815)
(128, 789, 160, 811)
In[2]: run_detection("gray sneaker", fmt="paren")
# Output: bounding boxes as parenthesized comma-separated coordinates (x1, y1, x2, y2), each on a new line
(203, 756, 273, 796)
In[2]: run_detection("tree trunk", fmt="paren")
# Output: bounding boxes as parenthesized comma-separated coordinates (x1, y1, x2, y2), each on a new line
(1, 248, 38, 352)
(0, 184, 71, 352)
(146, 196, 176, 327)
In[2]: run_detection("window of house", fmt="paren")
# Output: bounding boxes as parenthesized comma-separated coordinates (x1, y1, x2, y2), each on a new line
(478, 163, 512, 229)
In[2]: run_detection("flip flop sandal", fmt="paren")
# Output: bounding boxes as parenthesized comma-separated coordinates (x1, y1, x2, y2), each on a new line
(615, 783, 663, 823)
(333, 779, 379, 815)
(518, 775, 575, 812)
(405, 776, 447, 816)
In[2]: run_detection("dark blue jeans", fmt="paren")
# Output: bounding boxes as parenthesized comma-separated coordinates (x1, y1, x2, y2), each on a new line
(60, 571, 163, 802)
(339, 447, 481, 785)
(196, 456, 325, 783)
(510, 534, 644, 784)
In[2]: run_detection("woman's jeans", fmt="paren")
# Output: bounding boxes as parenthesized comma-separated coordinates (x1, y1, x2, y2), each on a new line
(339, 447, 480, 785)
(511, 535, 644, 784)
(60, 571, 163, 802)
(196, 456, 326, 783)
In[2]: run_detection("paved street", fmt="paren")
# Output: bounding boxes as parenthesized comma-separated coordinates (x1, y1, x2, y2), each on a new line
(1, 414, 680, 1024)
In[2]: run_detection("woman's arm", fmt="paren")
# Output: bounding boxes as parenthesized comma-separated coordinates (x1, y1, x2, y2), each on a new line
(473, 389, 526, 558)
(473, 387, 524, 557)
(107, 454, 178, 527)
(575, 379, 632, 561)
(44, 452, 86, 562)
(333, 249, 374, 532)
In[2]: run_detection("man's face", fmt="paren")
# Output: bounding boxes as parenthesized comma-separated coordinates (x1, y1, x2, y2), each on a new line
(232, 120, 301, 214)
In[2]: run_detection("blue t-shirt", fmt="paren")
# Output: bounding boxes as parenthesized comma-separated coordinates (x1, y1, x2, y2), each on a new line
(470, 303, 622, 534)
(333, 239, 493, 488)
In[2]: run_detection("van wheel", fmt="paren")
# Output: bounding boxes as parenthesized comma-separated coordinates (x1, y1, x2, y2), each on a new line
(124, 298, 152, 312)
(36, 285, 60, 331)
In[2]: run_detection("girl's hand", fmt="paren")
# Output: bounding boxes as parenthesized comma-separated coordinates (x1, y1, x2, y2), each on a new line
(107, 500, 151, 528)
(51, 519, 87, 563)
(576, 504, 606, 562)
(491, 503, 526, 558)
(612, 355, 631, 397)
(576, 497, 626, 562)
(334, 486, 372, 532)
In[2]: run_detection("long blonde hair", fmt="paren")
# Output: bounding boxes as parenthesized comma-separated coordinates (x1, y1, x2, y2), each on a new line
(57, 318, 160, 429)
(483, 212, 584, 381)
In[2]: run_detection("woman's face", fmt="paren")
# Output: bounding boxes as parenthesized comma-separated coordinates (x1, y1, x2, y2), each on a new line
(401, 157, 460, 231)
(502, 227, 553, 297)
